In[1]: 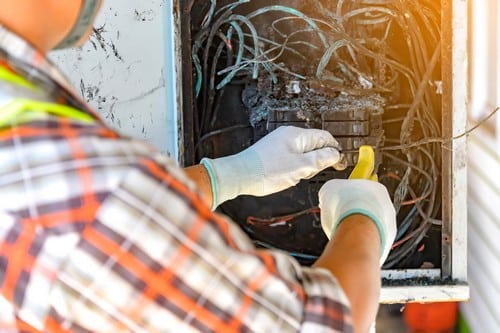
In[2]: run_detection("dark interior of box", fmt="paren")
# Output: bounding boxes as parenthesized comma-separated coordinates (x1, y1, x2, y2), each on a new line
(181, 0, 443, 269)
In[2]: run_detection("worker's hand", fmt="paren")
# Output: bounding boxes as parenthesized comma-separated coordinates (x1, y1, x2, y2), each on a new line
(201, 126, 341, 209)
(319, 179, 397, 266)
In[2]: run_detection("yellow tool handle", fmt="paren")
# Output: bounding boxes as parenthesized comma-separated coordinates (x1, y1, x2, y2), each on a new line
(348, 145, 378, 181)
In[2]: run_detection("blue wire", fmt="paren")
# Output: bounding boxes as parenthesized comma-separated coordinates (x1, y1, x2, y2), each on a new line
(249, 236, 320, 261)
(227, 22, 245, 66)
(227, 15, 261, 79)
(395, 205, 418, 240)
(200, 4, 319, 91)
(246, 5, 329, 48)
(201, 0, 217, 29)
(193, 52, 203, 97)
(214, 21, 246, 89)
(316, 39, 350, 79)
(289, 252, 319, 261)
(214, 0, 249, 18)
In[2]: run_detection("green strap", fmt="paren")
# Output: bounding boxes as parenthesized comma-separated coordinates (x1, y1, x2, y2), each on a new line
(0, 66, 36, 90)
(0, 66, 95, 127)
(0, 99, 94, 127)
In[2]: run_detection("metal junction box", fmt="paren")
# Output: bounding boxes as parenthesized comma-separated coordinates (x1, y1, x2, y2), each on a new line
(171, 0, 468, 303)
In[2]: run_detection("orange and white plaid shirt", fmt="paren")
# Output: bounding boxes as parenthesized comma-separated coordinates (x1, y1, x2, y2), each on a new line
(0, 26, 353, 332)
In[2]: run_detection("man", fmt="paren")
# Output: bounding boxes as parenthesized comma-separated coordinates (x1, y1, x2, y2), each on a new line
(0, 1, 396, 332)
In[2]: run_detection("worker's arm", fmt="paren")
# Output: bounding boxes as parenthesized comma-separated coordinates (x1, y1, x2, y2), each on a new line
(313, 215, 381, 333)
(194, 126, 342, 210)
(317, 179, 397, 333)
(184, 164, 213, 207)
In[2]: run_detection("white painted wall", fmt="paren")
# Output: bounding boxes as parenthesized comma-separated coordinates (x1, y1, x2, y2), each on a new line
(50, 0, 179, 159)
(461, 0, 500, 331)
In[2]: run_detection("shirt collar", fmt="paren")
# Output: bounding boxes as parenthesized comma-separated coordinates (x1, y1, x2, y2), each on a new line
(0, 24, 80, 101)
(0, 24, 100, 121)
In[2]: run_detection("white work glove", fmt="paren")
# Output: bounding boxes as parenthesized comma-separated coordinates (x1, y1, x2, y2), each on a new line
(201, 126, 341, 210)
(319, 179, 397, 266)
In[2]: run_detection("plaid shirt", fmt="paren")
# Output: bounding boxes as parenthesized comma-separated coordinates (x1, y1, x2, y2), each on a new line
(0, 26, 353, 332)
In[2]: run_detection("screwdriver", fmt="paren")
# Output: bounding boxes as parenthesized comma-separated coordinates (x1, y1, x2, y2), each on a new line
(348, 145, 378, 181)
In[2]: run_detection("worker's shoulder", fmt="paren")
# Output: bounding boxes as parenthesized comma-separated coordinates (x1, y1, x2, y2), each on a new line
(73, 133, 198, 198)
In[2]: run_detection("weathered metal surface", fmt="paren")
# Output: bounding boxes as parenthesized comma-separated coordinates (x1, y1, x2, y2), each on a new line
(50, 0, 180, 159)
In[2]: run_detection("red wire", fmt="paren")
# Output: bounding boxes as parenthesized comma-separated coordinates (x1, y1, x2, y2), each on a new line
(247, 207, 320, 226)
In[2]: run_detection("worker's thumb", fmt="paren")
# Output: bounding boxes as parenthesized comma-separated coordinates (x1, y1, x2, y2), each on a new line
(301, 147, 341, 179)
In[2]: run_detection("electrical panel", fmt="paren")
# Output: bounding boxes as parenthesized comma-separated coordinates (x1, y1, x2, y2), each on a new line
(176, 0, 468, 302)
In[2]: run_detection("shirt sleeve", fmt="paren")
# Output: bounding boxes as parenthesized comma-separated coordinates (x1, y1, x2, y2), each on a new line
(46, 157, 353, 332)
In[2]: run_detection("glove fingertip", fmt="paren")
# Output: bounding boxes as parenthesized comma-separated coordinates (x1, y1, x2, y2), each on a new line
(316, 147, 341, 168)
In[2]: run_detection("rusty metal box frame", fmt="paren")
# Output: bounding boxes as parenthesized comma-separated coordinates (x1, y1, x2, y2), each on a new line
(170, 0, 469, 303)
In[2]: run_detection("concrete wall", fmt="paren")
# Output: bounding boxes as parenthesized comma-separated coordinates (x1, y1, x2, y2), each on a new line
(50, 0, 179, 159)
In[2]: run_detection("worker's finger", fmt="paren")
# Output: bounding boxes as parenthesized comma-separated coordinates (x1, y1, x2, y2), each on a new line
(300, 147, 341, 179)
(332, 154, 347, 171)
(292, 127, 341, 152)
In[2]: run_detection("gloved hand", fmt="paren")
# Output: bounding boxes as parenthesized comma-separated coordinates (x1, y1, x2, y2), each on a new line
(201, 126, 341, 210)
(319, 179, 397, 266)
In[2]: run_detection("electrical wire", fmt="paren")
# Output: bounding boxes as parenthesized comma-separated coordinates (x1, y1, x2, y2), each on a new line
(247, 207, 320, 227)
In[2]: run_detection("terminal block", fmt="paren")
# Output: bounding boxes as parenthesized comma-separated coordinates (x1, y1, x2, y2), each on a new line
(267, 102, 384, 169)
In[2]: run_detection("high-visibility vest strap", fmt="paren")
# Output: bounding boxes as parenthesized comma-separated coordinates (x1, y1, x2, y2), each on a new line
(0, 98, 95, 128)
(0, 66, 95, 127)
